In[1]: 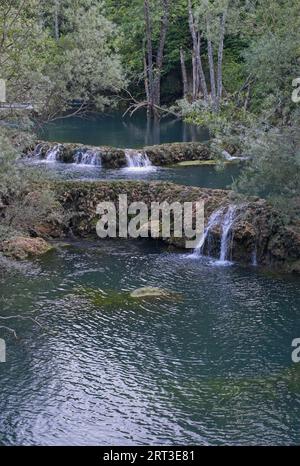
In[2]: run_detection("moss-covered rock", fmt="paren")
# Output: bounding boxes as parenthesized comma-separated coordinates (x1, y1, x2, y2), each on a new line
(24, 141, 214, 168)
(0, 236, 53, 260)
(11, 177, 299, 273)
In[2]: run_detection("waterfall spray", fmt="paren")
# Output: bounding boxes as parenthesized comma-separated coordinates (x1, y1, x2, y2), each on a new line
(45, 145, 62, 163)
(193, 204, 238, 265)
(125, 150, 153, 170)
(74, 150, 102, 166)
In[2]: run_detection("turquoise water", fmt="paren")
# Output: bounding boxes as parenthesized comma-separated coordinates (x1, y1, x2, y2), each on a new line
(0, 240, 300, 445)
(28, 160, 240, 190)
(39, 112, 209, 148)
(2, 115, 300, 446)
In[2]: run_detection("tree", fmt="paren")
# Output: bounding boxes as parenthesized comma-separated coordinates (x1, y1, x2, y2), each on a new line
(234, 119, 300, 220)
(187, 0, 208, 102)
(144, 0, 171, 115)
(0, 0, 126, 124)
(193, 0, 230, 112)
(242, 0, 300, 119)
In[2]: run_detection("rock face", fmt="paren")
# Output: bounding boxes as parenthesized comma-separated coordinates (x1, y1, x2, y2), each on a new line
(144, 142, 212, 165)
(5, 178, 299, 272)
(23, 141, 214, 168)
(46, 180, 300, 272)
(0, 236, 53, 260)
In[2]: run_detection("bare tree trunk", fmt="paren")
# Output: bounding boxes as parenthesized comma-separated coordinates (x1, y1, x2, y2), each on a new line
(144, 56, 150, 105)
(153, 0, 170, 107)
(144, 0, 154, 111)
(216, 11, 227, 111)
(196, 32, 208, 101)
(54, 0, 60, 41)
(206, 18, 217, 111)
(180, 48, 188, 98)
(188, 0, 208, 102)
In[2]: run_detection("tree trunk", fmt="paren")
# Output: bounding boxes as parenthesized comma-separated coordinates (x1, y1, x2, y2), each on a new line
(144, 56, 150, 105)
(144, 0, 154, 111)
(196, 32, 208, 101)
(216, 11, 227, 111)
(206, 18, 217, 111)
(153, 0, 170, 107)
(188, 0, 208, 102)
(54, 0, 60, 41)
(180, 48, 188, 98)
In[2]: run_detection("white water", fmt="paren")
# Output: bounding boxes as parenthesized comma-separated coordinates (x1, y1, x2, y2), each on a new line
(193, 208, 224, 256)
(33, 143, 43, 158)
(74, 150, 102, 166)
(193, 205, 238, 265)
(45, 144, 62, 163)
(252, 249, 258, 267)
(222, 150, 249, 162)
(219, 205, 236, 263)
(124, 150, 154, 171)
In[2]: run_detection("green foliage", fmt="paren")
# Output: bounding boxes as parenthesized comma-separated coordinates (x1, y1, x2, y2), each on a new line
(0, 0, 126, 123)
(177, 98, 254, 137)
(0, 128, 63, 240)
(242, 0, 300, 117)
(234, 123, 300, 220)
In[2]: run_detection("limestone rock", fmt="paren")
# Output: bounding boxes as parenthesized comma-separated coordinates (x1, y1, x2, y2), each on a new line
(1, 236, 53, 260)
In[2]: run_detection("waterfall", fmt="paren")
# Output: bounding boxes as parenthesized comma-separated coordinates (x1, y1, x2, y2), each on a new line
(252, 249, 258, 267)
(33, 143, 43, 158)
(45, 144, 62, 163)
(125, 150, 153, 170)
(193, 205, 237, 265)
(222, 150, 249, 161)
(219, 205, 236, 263)
(194, 208, 224, 255)
(74, 149, 102, 166)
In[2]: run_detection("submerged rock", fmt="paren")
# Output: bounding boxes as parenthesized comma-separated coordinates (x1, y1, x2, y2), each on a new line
(0, 236, 53, 260)
(130, 287, 178, 299)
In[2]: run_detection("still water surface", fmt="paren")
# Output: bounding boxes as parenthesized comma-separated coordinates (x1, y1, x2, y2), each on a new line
(39, 111, 209, 148)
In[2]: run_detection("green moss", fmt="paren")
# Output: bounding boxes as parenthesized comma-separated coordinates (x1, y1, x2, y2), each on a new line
(173, 160, 218, 167)
(74, 285, 182, 309)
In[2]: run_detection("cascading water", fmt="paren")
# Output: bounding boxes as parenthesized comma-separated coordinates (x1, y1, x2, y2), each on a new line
(33, 143, 43, 158)
(219, 205, 236, 263)
(193, 208, 224, 256)
(45, 144, 62, 163)
(222, 150, 249, 161)
(125, 150, 153, 170)
(74, 149, 102, 166)
(193, 204, 238, 265)
(251, 249, 258, 267)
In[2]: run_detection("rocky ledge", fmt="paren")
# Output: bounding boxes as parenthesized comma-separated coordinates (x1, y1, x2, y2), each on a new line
(23, 141, 214, 168)
(35, 180, 300, 273)
(2, 180, 299, 273)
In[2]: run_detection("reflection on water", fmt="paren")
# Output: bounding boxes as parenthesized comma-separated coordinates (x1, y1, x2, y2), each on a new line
(38, 111, 209, 148)
(0, 240, 300, 445)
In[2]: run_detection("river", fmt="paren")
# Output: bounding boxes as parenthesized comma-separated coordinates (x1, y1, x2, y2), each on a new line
(0, 113, 299, 446)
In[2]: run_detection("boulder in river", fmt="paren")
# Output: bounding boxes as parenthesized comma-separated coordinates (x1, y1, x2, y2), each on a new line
(130, 287, 180, 299)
